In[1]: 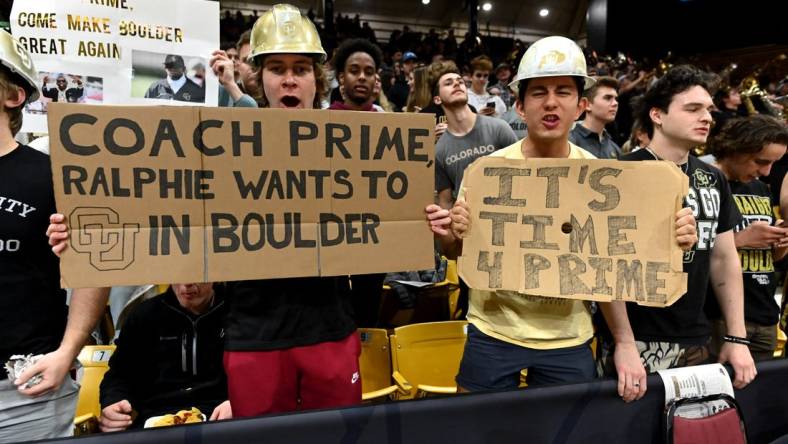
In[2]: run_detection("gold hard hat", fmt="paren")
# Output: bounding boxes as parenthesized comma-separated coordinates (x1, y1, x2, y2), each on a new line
(509, 36, 595, 94)
(248, 4, 326, 65)
(0, 30, 40, 102)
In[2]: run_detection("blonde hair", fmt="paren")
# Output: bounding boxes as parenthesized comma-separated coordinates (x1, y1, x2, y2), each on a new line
(377, 89, 394, 112)
(405, 66, 431, 112)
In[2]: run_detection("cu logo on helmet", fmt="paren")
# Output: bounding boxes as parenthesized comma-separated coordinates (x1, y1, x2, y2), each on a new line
(281, 21, 296, 36)
(70, 207, 140, 271)
(12, 39, 32, 70)
(538, 51, 566, 70)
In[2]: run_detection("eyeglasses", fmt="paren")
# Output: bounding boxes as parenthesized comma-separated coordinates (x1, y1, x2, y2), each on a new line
(474, 73, 489, 79)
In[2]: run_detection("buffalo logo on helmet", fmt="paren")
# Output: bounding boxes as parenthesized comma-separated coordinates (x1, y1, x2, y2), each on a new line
(538, 50, 566, 70)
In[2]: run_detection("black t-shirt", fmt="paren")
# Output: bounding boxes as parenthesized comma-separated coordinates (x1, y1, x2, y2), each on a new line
(706, 179, 779, 326)
(0, 145, 67, 374)
(767, 153, 788, 209)
(619, 150, 740, 344)
(224, 276, 356, 351)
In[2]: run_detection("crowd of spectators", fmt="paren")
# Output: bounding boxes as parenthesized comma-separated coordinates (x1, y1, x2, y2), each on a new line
(220, 7, 787, 150)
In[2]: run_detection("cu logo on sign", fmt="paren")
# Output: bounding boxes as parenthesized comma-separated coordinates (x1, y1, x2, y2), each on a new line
(70, 207, 140, 271)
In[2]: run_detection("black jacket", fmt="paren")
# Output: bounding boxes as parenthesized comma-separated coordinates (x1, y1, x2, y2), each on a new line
(144, 78, 205, 103)
(99, 287, 228, 425)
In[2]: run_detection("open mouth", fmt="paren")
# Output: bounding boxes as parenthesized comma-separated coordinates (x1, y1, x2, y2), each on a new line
(280, 95, 301, 108)
(542, 114, 560, 129)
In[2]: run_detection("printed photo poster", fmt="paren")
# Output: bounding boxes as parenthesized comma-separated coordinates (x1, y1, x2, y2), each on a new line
(11, 0, 219, 133)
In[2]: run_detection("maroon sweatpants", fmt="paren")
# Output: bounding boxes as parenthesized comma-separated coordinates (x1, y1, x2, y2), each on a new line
(224, 333, 362, 417)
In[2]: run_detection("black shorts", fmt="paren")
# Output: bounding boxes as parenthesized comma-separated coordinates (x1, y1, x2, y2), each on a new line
(456, 324, 596, 391)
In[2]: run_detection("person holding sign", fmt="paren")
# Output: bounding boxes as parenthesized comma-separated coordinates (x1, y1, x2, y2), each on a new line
(427, 36, 604, 389)
(0, 30, 109, 441)
(704, 115, 788, 361)
(47, 4, 362, 419)
(598, 65, 756, 399)
(425, 36, 697, 396)
(219, 6, 364, 416)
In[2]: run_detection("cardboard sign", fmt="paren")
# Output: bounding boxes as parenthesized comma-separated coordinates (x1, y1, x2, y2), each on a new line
(458, 157, 688, 307)
(48, 104, 435, 288)
(11, 0, 219, 133)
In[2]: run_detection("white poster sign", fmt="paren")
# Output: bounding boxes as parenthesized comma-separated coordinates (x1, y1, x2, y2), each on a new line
(11, 0, 219, 133)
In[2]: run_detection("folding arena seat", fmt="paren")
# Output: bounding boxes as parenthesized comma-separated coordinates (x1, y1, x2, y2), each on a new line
(358, 328, 403, 401)
(389, 321, 468, 399)
(73, 345, 116, 435)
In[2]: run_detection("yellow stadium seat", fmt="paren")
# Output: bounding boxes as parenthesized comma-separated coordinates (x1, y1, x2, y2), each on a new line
(358, 329, 404, 401)
(776, 326, 786, 358)
(445, 259, 463, 320)
(74, 345, 115, 435)
(390, 321, 468, 399)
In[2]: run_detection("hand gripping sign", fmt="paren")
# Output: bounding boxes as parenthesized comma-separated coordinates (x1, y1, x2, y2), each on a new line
(457, 157, 689, 307)
(49, 103, 435, 288)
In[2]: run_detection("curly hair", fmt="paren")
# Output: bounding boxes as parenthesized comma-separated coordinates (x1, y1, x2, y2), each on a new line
(709, 115, 788, 160)
(428, 60, 460, 96)
(635, 64, 718, 139)
(331, 38, 382, 73)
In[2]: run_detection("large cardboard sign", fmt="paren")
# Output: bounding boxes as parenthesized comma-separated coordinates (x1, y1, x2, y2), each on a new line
(11, 0, 219, 133)
(48, 104, 435, 288)
(458, 157, 688, 307)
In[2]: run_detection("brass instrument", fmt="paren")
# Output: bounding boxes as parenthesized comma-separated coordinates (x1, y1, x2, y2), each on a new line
(738, 53, 786, 120)
(740, 75, 784, 119)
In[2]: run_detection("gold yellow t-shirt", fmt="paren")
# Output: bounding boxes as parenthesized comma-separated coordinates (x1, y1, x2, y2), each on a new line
(457, 139, 597, 350)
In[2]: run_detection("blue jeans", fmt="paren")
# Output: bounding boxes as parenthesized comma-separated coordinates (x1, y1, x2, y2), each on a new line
(456, 324, 596, 391)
